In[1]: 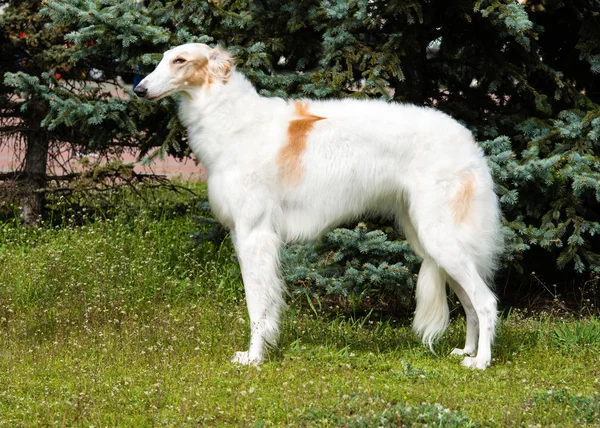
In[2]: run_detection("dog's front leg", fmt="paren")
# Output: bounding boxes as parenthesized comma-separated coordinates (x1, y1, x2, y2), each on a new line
(230, 225, 286, 365)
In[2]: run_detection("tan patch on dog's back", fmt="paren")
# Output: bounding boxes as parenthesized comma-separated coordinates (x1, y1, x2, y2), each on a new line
(452, 172, 476, 223)
(277, 102, 325, 186)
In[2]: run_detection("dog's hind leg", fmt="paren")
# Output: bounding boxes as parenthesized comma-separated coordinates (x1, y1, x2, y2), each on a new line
(446, 267, 496, 369)
(423, 245, 496, 368)
(448, 277, 479, 356)
(422, 234, 496, 369)
(410, 208, 497, 369)
(230, 225, 286, 365)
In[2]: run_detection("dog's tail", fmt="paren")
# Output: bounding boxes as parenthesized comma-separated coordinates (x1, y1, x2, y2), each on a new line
(412, 257, 449, 351)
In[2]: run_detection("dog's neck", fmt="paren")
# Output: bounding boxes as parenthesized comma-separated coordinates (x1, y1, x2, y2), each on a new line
(177, 69, 274, 170)
(178, 69, 259, 120)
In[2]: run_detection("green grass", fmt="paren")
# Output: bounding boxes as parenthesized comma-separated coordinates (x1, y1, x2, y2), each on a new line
(0, 184, 599, 426)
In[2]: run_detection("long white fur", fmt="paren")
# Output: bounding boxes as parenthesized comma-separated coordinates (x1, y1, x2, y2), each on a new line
(135, 43, 503, 370)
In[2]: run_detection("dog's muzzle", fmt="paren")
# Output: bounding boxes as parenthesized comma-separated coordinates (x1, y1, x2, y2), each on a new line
(133, 84, 148, 98)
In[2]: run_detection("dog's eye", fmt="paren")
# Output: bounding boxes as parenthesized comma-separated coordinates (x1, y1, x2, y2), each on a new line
(173, 58, 186, 65)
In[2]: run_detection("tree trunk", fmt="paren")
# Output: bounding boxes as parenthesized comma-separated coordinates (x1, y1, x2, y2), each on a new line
(18, 122, 48, 225)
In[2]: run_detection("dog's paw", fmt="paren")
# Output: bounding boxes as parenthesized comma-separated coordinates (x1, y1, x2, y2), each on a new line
(450, 347, 475, 356)
(461, 356, 490, 370)
(231, 351, 262, 366)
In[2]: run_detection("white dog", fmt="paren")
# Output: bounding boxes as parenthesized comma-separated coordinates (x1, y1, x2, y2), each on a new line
(135, 43, 503, 369)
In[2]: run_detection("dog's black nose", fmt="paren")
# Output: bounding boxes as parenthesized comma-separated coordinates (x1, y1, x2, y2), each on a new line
(134, 84, 147, 98)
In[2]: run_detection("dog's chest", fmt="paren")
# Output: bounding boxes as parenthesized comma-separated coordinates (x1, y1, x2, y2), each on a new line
(206, 176, 236, 230)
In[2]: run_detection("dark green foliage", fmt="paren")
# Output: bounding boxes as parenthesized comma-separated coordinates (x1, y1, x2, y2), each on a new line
(4, 0, 180, 157)
(484, 107, 600, 277)
(2, 0, 600, 307)
(191, 201, 228, 247)
(301, 400, 474, 427)
(533, 389, 600, 425)
(282, 223, 420, 306)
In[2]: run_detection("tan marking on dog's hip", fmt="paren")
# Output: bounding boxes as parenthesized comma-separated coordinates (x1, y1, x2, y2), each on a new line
(452, 172, 476, 223)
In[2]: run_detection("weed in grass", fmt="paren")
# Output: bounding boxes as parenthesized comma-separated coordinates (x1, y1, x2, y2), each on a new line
(532, 389, 600, 425)
(491, 312, 547, 361)
(299, 400, 474, 427)
(399, 360, 428, 379)
(553, 319, 600, 350)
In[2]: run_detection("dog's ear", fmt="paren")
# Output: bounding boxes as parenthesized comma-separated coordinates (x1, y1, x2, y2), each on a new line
(208, 46, 233, 83)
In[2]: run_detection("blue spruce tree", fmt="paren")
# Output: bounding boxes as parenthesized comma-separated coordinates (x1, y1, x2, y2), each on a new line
(2, 0, 598, 307)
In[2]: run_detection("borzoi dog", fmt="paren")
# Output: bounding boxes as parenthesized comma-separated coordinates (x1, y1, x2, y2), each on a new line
(134, 43, 503, 369)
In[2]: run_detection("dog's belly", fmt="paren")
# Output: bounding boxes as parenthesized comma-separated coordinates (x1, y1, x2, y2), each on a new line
(278, 202, 335, 242)
(278, 185, 399, 243)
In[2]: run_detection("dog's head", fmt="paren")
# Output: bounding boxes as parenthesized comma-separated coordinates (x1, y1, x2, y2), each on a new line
(134, 43, 233, 100)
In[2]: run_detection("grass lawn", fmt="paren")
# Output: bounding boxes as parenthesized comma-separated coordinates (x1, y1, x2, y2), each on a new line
(0, 185, 598, 426)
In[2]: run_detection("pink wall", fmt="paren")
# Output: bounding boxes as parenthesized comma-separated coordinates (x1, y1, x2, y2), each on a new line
(0, 143, 207, 181)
